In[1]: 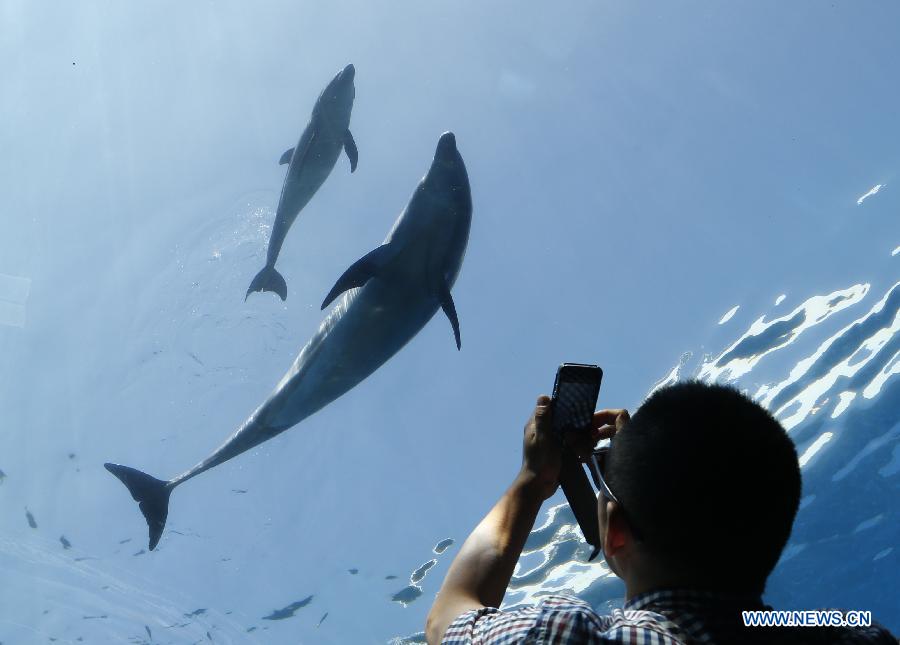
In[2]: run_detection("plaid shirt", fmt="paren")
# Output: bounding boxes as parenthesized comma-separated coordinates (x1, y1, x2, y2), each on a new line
(442, 589, 896, 644)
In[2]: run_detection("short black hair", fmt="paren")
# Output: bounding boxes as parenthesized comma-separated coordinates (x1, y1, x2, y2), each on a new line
(606, 380, 801, 593)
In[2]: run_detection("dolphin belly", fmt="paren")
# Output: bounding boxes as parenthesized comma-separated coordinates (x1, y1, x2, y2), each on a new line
(261, 279, 438, 430)
(277, 139, 343, 223)
(253, 137, 346, 299)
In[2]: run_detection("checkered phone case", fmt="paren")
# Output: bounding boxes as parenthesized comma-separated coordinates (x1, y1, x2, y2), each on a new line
(552, 365, 601, 434)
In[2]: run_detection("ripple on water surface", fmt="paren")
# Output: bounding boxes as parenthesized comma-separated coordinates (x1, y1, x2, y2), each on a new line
(400, 276, 900, 631)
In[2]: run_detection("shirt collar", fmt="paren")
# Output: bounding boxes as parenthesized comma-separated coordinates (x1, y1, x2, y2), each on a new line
(625, 588, 764, 612)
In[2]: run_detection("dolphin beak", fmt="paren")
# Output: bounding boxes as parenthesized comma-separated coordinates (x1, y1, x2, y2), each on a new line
(438, 131, 456, 148)
(435, 132, 458, 160)
(342, 63, 355, 82)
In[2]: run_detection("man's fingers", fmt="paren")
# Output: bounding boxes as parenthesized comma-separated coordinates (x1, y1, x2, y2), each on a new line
(591, 409, 627, 426)
(590, 409, 630, 441)
(533, 395, 552, 424)
(592, 409, 630, 430)
(525, 395, 554, 439)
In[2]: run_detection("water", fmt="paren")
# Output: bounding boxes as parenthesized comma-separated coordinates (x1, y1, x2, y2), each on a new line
(2, 2, 898, 643)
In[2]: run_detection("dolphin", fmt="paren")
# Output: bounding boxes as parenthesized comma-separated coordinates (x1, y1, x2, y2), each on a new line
(246, 63, 358, 301)
(106, 132, 471, 550)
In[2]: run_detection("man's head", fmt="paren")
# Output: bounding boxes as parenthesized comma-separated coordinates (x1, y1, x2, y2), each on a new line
(598, 381, 801, 595)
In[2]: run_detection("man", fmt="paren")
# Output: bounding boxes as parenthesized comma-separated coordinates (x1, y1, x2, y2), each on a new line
(426, 381, 895, 644)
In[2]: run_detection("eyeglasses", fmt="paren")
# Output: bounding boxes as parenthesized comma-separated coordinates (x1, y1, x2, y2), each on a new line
(587, 446, 620, 505)
(587, 445, 645, 541)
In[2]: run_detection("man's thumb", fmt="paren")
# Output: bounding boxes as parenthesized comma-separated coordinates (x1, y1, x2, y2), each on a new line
(534, 395, 552, 419)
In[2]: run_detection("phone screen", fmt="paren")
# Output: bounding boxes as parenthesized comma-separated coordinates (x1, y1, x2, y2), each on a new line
(551, 363, 603, 435)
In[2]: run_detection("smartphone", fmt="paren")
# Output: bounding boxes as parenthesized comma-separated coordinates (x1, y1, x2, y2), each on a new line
(551, 363, 604, 560)
(551, 363, 603, 435)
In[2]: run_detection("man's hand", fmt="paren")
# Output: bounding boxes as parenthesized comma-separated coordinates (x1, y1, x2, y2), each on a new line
(518, 397, 631, 500)
(518, 395, 562, 500)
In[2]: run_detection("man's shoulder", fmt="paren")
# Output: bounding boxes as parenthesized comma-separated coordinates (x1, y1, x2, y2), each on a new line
(443, 594, 686, 644)
(443, 593, 897, 644)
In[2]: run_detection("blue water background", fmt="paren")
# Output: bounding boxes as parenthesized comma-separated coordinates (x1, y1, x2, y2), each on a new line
(1, 2, 897, 643)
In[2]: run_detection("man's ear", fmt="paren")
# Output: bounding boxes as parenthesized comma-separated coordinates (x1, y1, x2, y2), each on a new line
(602, 500, 632, 558)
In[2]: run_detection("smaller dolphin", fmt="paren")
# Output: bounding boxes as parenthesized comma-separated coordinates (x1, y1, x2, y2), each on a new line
(247, 63, 358, 301)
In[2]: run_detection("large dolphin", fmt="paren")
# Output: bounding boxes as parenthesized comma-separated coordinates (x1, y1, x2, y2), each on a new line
(106, 132, 471, 550)
(246, 63, 358, 301)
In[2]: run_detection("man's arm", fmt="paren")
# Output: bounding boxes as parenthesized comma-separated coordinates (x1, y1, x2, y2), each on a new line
(425, 396, 562, 644)
(425, 469, 548, 643)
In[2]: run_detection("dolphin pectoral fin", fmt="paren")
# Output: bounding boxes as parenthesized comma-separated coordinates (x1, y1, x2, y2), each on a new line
(104, 463, 172, 551)
(246, 265, 288, 301)
(344, 130, 358, 173)
(438, 280, 461, 350)
(321, 244, 393, 309)
(279, 148, 295, 165)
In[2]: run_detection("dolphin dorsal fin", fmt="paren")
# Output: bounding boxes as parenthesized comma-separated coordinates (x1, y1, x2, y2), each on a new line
(321, 244, 394, 309)
(279, 148, 294, 165)
(344, 130, 358, 173)
(437, 279, 461, 350)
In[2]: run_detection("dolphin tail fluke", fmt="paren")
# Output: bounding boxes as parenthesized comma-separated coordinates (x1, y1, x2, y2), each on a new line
(104, 463, 172, 551)
(246, 266, 288, 301)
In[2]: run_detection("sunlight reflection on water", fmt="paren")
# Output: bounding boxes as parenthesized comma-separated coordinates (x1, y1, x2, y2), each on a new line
(393, 274, 900, 642)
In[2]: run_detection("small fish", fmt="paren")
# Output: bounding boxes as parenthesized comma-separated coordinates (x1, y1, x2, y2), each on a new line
(60, 535, 72, 549)
(348, 568, 358, 575)
(25, 508, 37, 528)
(262, 596, 313, 621)
(410, 560, 436, 584)
(316, 612, 328, 628)
(391, 585, 423, 606)
(184, 608, 207, 618)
